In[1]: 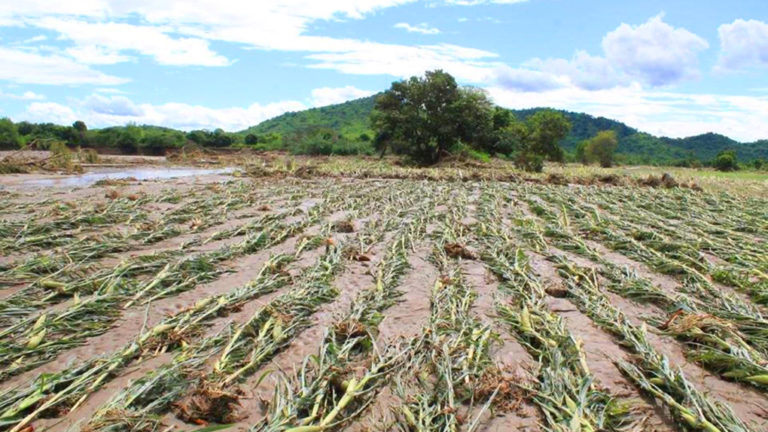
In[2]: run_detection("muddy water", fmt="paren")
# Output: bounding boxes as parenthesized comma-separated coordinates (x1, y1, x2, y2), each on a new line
(20, 167, 234, 188)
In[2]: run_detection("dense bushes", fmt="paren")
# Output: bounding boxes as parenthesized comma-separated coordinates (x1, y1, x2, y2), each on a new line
(187, 129, 233, 148)
(0, 119, 237, 155)
(0, 118, 20, 150)
(577, 130, 619, 167)
(286, 128, 372, 156)
(88, 125, 186, 154)
(0, 117, 373, 157)
(712, 149, 739, 171)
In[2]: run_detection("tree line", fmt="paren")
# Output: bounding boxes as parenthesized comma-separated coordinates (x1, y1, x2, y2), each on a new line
(0, 116, 373, 157)
(371, 70, 762, 171)
(0, 118, 247, 155)
(1, 70, 764, 171)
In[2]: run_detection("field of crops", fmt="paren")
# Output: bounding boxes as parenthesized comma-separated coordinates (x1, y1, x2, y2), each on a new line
(0, 172, 767, 432)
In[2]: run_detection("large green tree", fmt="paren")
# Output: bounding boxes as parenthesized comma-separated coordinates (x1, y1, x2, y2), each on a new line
(490, 109, 571, 172)
(526, 110, 571, 163)
(371, 70, 493, 165)
(71, 120, 88, 146)
(713, 149, 739, 171)
(0, 118, 20, 150)
(583, 130, 619, 167)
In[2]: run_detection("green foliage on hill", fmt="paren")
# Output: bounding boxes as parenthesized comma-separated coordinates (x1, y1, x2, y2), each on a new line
(660, 133, 768, 162)
(239, 97, 767, 165)
(241, 95, 377, 141)
(510, 108, 636, 151)
(5, 121, 244, 155)
(3, 91, 767, 165)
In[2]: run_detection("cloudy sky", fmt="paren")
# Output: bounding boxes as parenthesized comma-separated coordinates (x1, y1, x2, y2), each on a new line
(0, 0, 767, 140)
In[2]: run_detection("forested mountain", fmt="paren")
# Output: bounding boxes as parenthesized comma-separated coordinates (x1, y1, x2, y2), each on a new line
(3, 94, 765, 165)
(240, 95, 768, 164)
(242, 95, 377, 140)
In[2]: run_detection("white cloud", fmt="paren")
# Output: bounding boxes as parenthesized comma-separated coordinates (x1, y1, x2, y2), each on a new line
(0, 1, 107, 20)
(25, 102, 78, 124)
(494, 16, 708, 92)
(83, 94, 144, 116)
(310, 86, 375, 107)
(394, 22, 440, 35)
(0, 46, 127, 85)
(21, 35, 47, 44)
(444, 0, 528, 5)
(34, 18, 230, 66)
(717, 19, 768, 70)
(487, 84, 768, 142)
(493, 65, 564, 91)
(602, 14, 709, 86)
(94, 87, 129, 94)
(524, 51, 624, 90)
(20, 94, 307, 131)
(307, 42, 499, 82)
(1, 1, 504, 84)
(65, 45, 132, 65)
(0, 90, 45, 100)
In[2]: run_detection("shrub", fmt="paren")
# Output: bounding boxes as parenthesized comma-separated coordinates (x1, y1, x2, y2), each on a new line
(0, 118, 20, 150)
(244, 133, 259, 145)
(292, 135, 333, 155)
(450, 142, 491, 163)
(514, 151, 544, 173)
(712, 149, 739, 172)
(48, 141, 80, 172)
(79, 148, 100, 163)
(290, 131, 372, 156)
(583, 130, 618, 168)
(252, 140, 285, 152)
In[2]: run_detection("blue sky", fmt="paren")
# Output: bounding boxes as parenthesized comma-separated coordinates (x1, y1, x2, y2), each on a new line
(0, 0, 767, 140)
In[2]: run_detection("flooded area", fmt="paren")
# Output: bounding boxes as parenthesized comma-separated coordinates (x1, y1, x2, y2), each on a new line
(6, 167, 235, 189)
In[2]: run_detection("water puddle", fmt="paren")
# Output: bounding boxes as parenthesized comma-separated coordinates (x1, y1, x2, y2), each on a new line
(21, 167, 235, 188)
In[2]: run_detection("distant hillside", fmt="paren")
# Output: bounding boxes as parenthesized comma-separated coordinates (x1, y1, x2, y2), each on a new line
(240, 95, 768, 164)
(242, 95, 378, 139)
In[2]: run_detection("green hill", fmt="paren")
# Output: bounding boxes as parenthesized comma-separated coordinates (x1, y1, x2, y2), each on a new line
(242, 95, 378, 140)
(240, 95, 768, 164)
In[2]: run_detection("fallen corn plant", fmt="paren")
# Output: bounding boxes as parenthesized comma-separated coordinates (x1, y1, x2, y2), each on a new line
(0, 250, 297, 432)
(253, 186, 434, 432)
(83, 183, 424, 431)
(0, 184, 393, 380)
(555, 259, 756, 432)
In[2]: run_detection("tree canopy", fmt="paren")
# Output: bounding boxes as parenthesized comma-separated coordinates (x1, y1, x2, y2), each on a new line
(489, 108, 571, 172)
(580, 130, 619, 167)
(371, 70, 494, 164)
(713, 149, 739, 171)
(0, 118, 20, 150)
(525, 110, 571, 163)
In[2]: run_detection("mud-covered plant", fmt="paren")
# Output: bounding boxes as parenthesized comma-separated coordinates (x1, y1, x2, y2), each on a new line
(253, 185, 437, 432)
(555, 260, 754, 432)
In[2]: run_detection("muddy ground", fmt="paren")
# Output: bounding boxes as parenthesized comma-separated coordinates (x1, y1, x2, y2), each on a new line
(0, 165, 766, 432)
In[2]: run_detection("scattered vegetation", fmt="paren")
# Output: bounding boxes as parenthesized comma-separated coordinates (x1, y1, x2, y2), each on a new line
(713, 149, 739, 172)
(577, 129, 619, 167)
(0, 163, 765, 432)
